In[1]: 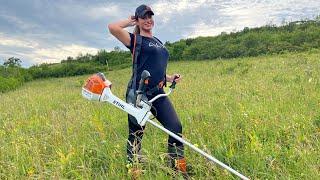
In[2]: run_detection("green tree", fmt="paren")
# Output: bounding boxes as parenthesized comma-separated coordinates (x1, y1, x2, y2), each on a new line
(3, 57, 22, 67)
(315, 15, 320, 22)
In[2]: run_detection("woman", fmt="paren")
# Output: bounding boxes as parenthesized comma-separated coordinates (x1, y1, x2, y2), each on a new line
(108, 4, 187, 175)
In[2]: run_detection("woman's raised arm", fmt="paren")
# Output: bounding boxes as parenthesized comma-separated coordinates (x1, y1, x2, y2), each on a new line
(108, 16, 136, 47)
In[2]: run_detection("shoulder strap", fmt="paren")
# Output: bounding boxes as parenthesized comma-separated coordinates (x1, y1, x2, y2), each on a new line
(153, 36, 163, 45)
(132, 34, 142, 90)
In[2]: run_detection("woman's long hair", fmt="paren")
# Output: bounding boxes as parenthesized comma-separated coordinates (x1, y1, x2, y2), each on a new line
(134, 25, 140, 34)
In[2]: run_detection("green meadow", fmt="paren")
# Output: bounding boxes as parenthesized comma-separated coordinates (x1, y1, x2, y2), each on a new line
(0, 51, 319, 179)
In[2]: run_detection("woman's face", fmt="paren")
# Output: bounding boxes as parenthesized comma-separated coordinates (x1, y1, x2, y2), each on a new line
(137, 14, 154, 32)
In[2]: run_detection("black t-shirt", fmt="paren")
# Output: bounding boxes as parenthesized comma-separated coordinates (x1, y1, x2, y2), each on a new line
(125, 32, 169, 89)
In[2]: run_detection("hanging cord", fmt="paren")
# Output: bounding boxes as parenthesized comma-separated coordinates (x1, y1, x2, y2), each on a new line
(150, 105, 157, 120)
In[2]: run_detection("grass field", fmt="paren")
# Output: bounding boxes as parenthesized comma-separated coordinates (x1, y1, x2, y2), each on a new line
(0, 51, 319, 179)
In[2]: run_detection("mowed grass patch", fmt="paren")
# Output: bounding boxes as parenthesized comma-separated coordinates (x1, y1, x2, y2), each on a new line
(0, 51, 319, 179)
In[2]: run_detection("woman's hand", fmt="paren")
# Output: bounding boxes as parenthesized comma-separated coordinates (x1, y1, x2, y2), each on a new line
(166, 74, 182, 83)
(127, 16, 137, 27)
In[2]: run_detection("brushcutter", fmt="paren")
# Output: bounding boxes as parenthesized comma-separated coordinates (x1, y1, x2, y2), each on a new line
(81, 70, 249, 180)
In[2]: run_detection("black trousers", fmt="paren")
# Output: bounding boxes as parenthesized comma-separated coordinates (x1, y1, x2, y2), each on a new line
(126, 88, 184, 163)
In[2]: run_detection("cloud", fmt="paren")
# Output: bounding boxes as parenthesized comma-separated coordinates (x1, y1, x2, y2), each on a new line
(185, 23, 235, 38)
(86, 4, 120, 20)
(153, 0, 207, 15)
(0, 1, 118, 66)
(0, 33, 99, 66)
(54, 2, 121, 21)
(0, 13, 40, 31)
(31, 44, 99, 64)
(0, 33, 39, 49)
(184, 0, 320, 38)
(152, 0, 208, 25)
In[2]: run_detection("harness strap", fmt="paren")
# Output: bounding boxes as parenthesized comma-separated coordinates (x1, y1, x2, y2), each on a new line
(131, 34, 142, 90)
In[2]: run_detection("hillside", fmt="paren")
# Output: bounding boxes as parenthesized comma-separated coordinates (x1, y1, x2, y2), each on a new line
(166, 20, 320, 60)
(0, 51, 319, 179)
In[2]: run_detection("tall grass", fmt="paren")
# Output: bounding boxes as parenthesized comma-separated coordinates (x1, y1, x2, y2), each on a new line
(0, 51, 319, 179)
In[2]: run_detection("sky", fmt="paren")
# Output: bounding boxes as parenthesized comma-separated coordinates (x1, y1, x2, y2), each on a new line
(0, 0, 319, 67)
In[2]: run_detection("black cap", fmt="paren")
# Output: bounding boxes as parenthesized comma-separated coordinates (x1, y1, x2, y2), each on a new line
(135, 4, 154, 19)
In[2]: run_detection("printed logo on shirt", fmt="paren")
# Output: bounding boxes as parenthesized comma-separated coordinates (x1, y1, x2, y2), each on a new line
(149, 42, 165, 48)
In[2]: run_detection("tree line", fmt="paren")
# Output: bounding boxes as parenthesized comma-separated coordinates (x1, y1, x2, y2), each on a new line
(0, 49, 132, 92)
(165, 20, 320, 61)
(1, 19, 320, 93)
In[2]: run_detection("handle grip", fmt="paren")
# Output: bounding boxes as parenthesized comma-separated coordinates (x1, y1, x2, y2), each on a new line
(169, 75, 180, 89)
(136, 70, 151, 106)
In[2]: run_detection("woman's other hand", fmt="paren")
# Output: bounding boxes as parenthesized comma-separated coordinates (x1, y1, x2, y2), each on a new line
(167, 74, 182, 83)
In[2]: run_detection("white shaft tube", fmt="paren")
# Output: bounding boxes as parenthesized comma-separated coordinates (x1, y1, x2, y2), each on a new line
(100, 88, 149, 125)
(149, 89, 173, 103)
(147, 119, 249, 180)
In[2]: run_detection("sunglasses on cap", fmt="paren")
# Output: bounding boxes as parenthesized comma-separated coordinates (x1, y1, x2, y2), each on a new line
(139, 12, 153, 20)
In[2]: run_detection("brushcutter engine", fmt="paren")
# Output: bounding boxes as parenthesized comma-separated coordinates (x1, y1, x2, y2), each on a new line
(82, 72, 112, 101)
(82, 71, 152, 126)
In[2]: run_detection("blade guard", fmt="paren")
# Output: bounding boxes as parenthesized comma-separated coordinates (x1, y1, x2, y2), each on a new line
(82, 72, 112, 101)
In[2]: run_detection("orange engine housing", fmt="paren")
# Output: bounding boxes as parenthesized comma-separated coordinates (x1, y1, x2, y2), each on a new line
(83, 73, 111, 95)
